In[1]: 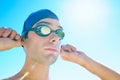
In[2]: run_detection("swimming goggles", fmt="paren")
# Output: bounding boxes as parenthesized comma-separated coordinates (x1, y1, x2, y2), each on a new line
(29, 25, 65, 40)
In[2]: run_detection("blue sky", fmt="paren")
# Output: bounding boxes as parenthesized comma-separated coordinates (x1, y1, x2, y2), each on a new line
(0, 0, 120, 80)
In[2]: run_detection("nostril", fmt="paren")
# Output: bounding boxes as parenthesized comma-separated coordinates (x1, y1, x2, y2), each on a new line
(52, 39, 56, 42)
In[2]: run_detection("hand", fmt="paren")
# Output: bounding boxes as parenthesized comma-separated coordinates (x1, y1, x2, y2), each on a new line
(0, 27, 22, 50)
(60, 44, 120, 80)
(60, 44, 89, 66)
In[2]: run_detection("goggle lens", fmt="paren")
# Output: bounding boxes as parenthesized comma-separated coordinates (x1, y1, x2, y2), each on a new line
(41, 26, 51, 35)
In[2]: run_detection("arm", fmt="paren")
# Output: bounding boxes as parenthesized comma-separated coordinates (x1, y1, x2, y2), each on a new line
(60, 44, 120, 80)
(0, 27, 22, 50)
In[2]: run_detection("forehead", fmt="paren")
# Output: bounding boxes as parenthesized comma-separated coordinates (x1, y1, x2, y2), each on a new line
(32, 18, 62, 29)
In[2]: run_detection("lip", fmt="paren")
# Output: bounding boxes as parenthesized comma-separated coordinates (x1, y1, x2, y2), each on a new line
(44, 48, 59, 53)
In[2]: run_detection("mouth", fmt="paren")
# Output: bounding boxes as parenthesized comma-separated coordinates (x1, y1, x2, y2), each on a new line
(44, 48, 59, 53)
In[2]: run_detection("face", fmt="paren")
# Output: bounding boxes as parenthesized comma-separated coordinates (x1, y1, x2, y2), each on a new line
(24, 18, 64, 65)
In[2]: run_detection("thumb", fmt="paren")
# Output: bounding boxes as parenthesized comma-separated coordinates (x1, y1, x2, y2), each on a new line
(13, 41, 22, 47)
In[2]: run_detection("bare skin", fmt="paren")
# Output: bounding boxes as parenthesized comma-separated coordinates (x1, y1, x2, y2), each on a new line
(0, 19, 120, 80)
(1, 18, 61, 80)
(60, 44, 120, 80)
(0, 27, 21, 50)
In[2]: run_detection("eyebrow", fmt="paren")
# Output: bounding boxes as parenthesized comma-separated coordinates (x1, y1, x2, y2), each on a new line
(37, 21, 63, 30)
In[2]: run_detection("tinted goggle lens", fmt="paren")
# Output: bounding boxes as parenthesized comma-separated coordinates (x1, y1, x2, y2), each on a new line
(30, 25, 65, 40)
(41, 26, 51, 35)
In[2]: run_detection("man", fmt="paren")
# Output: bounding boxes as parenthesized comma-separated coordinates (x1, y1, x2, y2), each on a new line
(0, 9, 120, 80)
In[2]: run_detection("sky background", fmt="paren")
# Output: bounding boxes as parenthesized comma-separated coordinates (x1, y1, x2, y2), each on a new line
(0, 0, 120, 80)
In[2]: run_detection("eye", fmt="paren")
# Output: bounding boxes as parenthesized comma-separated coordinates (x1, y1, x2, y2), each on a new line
(56, 29, 65, 40)
(41, 26, 51, 35)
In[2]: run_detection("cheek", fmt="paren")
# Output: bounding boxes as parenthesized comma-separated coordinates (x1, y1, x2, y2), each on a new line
(58, 41, 61, 49)
(29, 32, 48, 44)
(28, 35, 47, 53)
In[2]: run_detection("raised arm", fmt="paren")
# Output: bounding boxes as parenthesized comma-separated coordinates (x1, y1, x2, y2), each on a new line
(0, 27, 22, 50)
(60, 44, 120, 80)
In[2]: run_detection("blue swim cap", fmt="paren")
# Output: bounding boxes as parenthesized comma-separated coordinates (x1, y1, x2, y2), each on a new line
(21, 9, 59, 38)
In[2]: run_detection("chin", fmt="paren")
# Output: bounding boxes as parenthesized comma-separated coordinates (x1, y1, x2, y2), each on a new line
(46, 53, 59, 65)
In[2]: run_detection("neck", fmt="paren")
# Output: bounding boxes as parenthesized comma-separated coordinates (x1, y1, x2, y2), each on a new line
(16, 57, 50, 80)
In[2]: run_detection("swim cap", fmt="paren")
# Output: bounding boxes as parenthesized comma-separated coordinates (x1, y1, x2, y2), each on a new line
(21, 9, 59, 38)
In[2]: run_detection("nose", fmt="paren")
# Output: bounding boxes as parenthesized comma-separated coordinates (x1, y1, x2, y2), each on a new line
(49, 33, 60, 45)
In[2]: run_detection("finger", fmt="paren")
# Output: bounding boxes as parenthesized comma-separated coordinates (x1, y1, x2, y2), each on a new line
(2, 28, 12, 38)
(61, 44, 76, 52)
(14, 41, 22, 47)
(9, 30, 17, 39)
(0, 27, 6, 37)
(67, 45, 76, 52)
(61, 45, 71, 52)
(60, 48, 76, 62)
(71, 45, 76, 52)
(14, 34, 21, 41)
(63, 44, 76, 50)
(61, 44, 71, 50)
(60, 46, 72, 54)
(76, 51, 85, 56)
